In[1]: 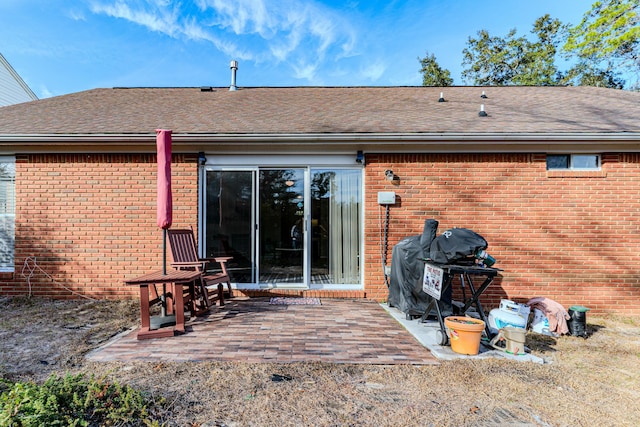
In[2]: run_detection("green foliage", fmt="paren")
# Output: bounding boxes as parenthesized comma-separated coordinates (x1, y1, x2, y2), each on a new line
(559, 61, 626, 89)
(564, 0, 639, 61)
(461, 15, 565, 86)
(0, 373, 163, 426)
(424, 2, 637, 89)
(563, 0, 639, 90)
(418, 51, 453, 86)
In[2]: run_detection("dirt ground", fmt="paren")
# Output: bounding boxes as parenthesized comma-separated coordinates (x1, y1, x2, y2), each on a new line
(1, 296, 639, 427)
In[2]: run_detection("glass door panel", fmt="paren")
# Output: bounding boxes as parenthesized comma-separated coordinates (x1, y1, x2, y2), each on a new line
(203, 166, 361, 288)
(310, 169, 361, 284)
(205, 170, 254, 283)
(259, 169, 305, 284)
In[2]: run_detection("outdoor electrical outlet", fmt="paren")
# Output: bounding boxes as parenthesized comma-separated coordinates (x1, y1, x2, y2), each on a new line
(377, 191, 396, 205)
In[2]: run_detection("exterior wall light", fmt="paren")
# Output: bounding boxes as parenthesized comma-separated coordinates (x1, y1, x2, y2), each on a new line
(385, 169, 395, 181)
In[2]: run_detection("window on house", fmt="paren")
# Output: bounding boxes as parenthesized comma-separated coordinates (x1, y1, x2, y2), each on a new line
(0, 158, 15, 272)
(546, 154, 600, 170)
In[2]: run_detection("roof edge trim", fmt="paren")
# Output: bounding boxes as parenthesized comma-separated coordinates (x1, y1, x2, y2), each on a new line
(1, 132, 639, 144)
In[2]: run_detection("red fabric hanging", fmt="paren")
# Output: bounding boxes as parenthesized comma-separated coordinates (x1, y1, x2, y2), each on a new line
(156, 129, 172, 230)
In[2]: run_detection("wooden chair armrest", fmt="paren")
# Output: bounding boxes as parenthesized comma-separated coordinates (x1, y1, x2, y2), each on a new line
(200, 256, 233, 276)
(200, 257, 232, 264)
(171, 261, 207, 268)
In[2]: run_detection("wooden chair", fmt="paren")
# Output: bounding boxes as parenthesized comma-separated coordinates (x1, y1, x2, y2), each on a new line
(167, 228, 233, 310)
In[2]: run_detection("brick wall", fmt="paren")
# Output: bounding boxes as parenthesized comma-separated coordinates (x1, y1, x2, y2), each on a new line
(364, 153, 640, 316)
(3, 151, 639, 315)
(0, 153, 199, 299)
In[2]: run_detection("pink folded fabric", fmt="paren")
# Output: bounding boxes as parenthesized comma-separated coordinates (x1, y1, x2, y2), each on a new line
(527, 297, 570, 335)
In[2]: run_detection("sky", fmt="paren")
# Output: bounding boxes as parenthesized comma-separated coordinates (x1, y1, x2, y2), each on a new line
(1, 0, 597, 99)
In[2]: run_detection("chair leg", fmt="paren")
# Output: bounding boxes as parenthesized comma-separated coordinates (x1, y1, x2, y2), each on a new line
(197, 280, 211, 311)
(226, 281, 233, 299)
(202, 282, 225, 307)
(217, 283, 225, 306)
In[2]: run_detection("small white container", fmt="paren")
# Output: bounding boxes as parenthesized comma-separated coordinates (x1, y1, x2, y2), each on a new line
(518, 304, 531, 322)
(530, 308, 552, 336)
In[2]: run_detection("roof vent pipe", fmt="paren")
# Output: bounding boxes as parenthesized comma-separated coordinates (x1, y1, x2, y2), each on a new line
(229, 60, 238, 91)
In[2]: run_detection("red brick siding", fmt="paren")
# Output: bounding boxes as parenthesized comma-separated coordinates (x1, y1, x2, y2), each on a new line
(1, 153, 198, 299)
(364, 153, 640, 315)
(3, 151, 639, 316)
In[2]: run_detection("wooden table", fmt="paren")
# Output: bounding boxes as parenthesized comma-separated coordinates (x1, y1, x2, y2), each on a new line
(124, 269, 202, 340)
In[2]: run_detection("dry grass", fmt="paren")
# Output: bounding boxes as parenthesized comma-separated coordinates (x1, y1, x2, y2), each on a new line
(1, 296, 639, 426)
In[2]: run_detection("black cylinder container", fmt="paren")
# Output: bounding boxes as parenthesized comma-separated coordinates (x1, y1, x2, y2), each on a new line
(568, 305, 590, 338)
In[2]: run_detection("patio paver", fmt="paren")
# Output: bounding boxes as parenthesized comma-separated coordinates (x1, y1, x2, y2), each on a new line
(86, 298, 438, 365)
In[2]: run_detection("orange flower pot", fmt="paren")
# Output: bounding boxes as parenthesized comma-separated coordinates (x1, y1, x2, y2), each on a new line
(444, 316, 485, 355)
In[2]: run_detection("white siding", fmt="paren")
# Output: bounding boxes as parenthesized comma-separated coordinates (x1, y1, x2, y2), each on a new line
(0, 53, 38, 107)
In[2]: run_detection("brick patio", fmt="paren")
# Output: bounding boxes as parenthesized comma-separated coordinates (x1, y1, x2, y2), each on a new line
(86, 298, 438, 365)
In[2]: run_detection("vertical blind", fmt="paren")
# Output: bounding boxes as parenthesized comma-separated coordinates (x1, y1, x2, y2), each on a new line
(328, 170, 361, 284)
(0, 162, 15, 271)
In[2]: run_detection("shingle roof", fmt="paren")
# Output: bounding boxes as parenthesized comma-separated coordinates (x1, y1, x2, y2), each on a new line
(0, 86, 639, 136)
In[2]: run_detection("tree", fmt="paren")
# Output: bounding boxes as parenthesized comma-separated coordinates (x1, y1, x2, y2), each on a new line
(563, 0, 639, 90)
(461, 15, 565, 86)
(419, 51, 453, 86)
(558, 62, 626, 89)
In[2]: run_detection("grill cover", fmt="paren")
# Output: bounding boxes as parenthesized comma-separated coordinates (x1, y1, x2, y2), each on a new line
(388, 219, 449, 316)
(429, 228, 488, 264)
(388, 222, 489, 317)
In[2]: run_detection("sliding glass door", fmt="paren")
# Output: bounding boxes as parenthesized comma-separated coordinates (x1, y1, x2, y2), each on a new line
(258, 169, 305, 284)
(203, 165, 361, 288)
(310, 169, 361, 284)
(204, 170, 255, 283)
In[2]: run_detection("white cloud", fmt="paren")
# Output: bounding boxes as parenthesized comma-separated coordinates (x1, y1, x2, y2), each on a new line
(308, 13, 336, 54)
(39, 84, 53, 99)
(90, 1, 181, 37)
(90, 0, 358, 83)
(360, 61, 386, 82)
(182, 19, 254, 60)
(292, 61, 319, 82)
(206, 0, 275, 37)
(67, 9, 87, 21)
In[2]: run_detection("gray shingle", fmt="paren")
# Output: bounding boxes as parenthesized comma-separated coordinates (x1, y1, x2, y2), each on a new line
(0, 86, 638, 135)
